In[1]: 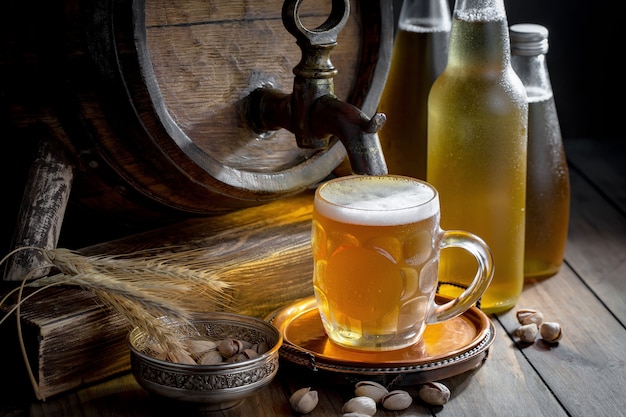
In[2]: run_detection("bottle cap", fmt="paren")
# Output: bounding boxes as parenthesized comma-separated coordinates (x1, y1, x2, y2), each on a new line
(509, 23, 549, 56)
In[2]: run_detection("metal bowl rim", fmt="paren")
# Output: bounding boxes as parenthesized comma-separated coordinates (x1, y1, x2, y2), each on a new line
(127, 311, 283, 371)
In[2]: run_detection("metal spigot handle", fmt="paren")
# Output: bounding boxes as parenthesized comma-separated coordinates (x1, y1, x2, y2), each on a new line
(279, 0, 349, 148)
(282, 0, 350, 47)
(243, 0, 388, 175)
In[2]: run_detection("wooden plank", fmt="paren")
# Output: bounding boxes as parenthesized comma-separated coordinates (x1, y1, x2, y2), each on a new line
(0, 192, 317, 399)
(4, 138, 74, 282)
(27, 373, 290, 417)
(565, 168, 626, 323)
(145, 0, 333, 27)
(565, 138, 626, 212)
(496, 265, 626, 417)
(432, 317, 569, 417)
(144, 0, 360, 171)
(80, 191, 318, 319)
(0, 287, 131, 400)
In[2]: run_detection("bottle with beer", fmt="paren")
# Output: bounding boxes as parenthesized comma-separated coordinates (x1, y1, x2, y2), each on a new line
(510, 23, 570, 280)
(427, 0, 528, 313)
(377, 0, 451, 180)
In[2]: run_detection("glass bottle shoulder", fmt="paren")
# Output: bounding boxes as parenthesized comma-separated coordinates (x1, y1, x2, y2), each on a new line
(430, 65, 526, 109)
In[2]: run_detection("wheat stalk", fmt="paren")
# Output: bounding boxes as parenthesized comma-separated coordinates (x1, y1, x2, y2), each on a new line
(37, 248, 238, 308)
(0, 246, 245, 399)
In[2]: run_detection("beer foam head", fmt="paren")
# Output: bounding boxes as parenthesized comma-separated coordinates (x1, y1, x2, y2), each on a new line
(315, 175, 439, 226)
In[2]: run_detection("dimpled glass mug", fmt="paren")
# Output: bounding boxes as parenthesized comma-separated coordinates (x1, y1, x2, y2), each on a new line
(311, 175, 494, 351)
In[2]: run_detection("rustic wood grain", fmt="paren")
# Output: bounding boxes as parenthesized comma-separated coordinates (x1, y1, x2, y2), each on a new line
(565, 138, 626, 211)
(496, 266, 626, 417)
(436, 319, 569, 417)
(80, 191, 318, 318)
(0, 191, 316, 399)
(4, 138, 74, 282)
(144, 0, 358, 169)
(564, 166, 626, 323)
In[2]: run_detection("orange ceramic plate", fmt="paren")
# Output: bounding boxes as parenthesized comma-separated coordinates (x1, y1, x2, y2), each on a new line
(266, 295, 495, 384)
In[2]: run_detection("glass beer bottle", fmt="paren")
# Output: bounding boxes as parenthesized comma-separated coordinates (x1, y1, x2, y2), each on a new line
(427, 0, 528, 313)
(377, 0, 451, 180)
(510, 24, 570, 280)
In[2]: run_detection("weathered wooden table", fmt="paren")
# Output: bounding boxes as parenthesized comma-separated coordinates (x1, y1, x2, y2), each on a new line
(1, 137, 625, 416)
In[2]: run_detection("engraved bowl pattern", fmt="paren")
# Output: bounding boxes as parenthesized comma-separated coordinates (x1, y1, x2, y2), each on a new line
(128, 312, 282, 410)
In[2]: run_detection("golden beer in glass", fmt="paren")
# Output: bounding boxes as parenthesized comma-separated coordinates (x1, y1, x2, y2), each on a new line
(312, 175, 493, 351)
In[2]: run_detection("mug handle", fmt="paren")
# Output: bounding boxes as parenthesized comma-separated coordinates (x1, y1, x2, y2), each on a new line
(428, 230, 494, 323)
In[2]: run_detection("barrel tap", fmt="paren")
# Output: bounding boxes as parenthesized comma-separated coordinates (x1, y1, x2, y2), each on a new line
(243, 0, 388, 176)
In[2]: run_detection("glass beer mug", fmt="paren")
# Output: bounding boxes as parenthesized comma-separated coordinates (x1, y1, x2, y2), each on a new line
(312, 175, 494, 351)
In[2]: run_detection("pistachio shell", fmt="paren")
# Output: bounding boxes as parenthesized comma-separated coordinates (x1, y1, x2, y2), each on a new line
(242, 348, 260, 360)
(218, 338, 244, 358)
(540, 321, 563, 343)
(418, 382, 450, 406)
(354, 381, 389, 403)
(516, 308, 544, 326)
(515, 323, 539, 343)
(289, 387, 318, 414)
(381, 390, 412, 410)
(251, 341, 270, 354)
(342, 396, 377, 416)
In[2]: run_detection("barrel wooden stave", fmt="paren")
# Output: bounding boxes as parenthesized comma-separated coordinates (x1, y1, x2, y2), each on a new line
(3, 0, 392, 228)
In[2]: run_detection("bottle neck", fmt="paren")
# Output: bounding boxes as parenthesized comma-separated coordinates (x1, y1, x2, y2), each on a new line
(509, 24, 553, 101)
(398, 0, 451, 31)
(446, 0, 511, 71)
(511, 53, 553, 101)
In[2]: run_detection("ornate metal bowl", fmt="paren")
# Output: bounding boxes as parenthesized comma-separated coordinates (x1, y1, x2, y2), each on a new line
(128, 312, 282, 410)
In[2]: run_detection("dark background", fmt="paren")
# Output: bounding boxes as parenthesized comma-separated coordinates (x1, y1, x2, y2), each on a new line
(392, 0, 621, 141)
(0, 0, 620, 265)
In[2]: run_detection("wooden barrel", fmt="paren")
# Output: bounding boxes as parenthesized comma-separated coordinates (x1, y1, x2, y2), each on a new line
(2, 0, 392, 228)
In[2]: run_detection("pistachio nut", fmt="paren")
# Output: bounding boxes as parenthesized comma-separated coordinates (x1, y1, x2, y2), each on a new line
(539, 321, 563, 343)
(241, 348, 260, 360)
(516, 308, 544, 326)
(418, 382, 450, 406)
(251, 341, 270, 355)
(381, 390, 413, 411)
(218, 337, 244, 358)
(342, 413, 372, 417)
(289, 387, 318, 414)
(341, 396, 377, 416)
(226, 348, 260, 364)
(515, 323, 539, 343)
(354, 381, 389, 403)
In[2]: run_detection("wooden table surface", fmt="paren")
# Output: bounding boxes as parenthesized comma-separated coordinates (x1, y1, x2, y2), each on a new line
(1, 137, 625, 417)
